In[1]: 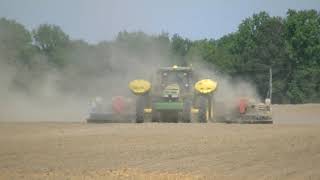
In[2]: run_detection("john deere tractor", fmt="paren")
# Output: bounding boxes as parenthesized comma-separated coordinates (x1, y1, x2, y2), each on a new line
(128, 65, 217, 123)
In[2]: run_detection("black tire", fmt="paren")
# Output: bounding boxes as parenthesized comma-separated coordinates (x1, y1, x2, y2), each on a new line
(198, 96, 208, 123)
(182, 100, 191, 123)
(151, 110, 160, 122)
(136, 96, 145, 123)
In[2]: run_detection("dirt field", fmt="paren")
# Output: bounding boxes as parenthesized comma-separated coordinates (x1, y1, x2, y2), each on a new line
(0, 104, 320, 180)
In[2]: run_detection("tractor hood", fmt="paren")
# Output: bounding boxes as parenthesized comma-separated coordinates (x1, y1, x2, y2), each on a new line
(162, 84, 180, 98)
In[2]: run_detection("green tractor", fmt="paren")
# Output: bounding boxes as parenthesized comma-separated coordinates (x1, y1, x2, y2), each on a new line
(128, 65, 218, 123)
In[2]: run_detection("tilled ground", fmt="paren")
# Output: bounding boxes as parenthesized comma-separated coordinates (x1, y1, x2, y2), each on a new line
(0, 104, 320, 180)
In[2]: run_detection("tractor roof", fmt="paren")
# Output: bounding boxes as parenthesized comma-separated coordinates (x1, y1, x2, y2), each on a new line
(158, 65, 193, 72)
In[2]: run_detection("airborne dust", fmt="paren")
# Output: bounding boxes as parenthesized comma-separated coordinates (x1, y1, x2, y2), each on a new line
(0, 30, 260, 122)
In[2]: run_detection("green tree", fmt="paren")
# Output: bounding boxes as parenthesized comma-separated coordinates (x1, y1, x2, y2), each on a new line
(1, 9, 320, 103)
(171, 34, 192, 65)
(212, 34, 238, 74)
(230, 12, 289, 102)
(32, 24, 70, 66)
(0, 18, 39, 93)
(285, 9, 320, 103)
(0, 18, 33, 65)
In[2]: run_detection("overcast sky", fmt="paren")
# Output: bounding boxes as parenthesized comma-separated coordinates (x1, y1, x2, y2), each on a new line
(0, 0, 319, 43)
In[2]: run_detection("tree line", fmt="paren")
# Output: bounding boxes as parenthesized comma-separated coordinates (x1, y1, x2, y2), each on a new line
(0, 9, 319, 104)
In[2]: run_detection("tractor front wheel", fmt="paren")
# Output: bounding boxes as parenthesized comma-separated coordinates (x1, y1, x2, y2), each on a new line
(151, 110, 160, 122)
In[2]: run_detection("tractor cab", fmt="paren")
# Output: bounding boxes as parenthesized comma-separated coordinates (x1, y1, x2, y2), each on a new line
(156, 66, 193, 96)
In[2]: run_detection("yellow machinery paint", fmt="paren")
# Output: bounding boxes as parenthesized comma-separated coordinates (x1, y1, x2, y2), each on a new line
(194, 79, 218, 94)
(128, 79, 151, 95)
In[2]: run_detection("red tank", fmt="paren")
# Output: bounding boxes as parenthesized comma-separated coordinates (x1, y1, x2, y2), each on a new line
(112, 96, 126, 114)
(239, 98, 248, 114)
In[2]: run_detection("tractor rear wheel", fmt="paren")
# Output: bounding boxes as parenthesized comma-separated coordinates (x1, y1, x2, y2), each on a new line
(182, 100, 191, 123)
(198, 96, 208, 123)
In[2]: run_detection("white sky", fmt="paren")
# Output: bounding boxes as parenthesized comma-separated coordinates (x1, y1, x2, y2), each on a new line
(0, 0, 319, 43)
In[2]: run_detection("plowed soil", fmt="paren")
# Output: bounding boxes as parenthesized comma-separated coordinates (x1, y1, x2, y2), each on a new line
(0, 104, 320, 180)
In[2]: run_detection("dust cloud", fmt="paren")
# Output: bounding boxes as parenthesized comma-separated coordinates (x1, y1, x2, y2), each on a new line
(0, 33, 171, 122)
(0, 31, 260, 122)
(189, 60, 261, 116)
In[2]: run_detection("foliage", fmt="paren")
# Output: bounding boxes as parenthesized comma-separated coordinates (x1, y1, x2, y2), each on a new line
(32, 24, 70, 67)
(0, 9, 319, 103)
